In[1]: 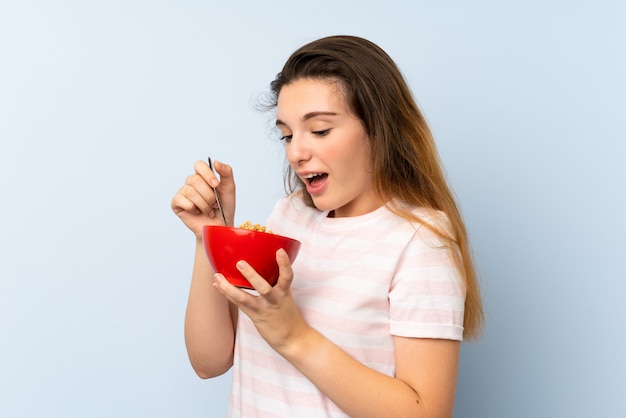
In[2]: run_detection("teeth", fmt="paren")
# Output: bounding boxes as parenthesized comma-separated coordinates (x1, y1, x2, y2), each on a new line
(303, 173, 323, 179)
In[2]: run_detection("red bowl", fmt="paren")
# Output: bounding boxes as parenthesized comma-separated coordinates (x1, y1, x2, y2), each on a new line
(202, 225, 302, 289)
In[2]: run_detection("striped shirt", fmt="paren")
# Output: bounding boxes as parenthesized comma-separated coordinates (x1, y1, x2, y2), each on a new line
(228, 194, 465, 417)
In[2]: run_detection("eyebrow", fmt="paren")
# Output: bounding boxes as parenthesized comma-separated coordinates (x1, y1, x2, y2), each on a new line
(275, 111, 338, 127)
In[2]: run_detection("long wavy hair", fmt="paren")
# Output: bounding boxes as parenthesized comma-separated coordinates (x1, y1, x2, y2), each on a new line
(268, 35, 483, 340)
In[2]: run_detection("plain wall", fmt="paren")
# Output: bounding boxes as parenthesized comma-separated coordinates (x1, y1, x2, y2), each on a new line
(1, 1, 624, 417)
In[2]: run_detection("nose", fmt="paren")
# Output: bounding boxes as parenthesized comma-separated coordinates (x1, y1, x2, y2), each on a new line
(285, 135, 311, 167)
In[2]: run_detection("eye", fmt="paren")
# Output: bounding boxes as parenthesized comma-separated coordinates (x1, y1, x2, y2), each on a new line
(280, 134, 293, 142)
(313, 129, 330, 137)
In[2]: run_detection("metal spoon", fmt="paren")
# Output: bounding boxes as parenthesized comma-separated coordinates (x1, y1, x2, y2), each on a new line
(208, 157, 228, 226)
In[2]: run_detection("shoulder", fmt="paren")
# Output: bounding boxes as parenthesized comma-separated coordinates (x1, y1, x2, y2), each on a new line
(392, 203, 456, 246)
(389, 207, 465, 341)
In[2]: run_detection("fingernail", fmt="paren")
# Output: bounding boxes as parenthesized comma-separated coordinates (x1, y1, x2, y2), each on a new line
(236, 260, 248, 270)
(277, 248, 287, 258)
(214, 273, 223, 283)
(210, 178, 219, 188)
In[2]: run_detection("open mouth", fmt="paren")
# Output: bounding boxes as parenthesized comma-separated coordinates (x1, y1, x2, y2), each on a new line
(302, 172, 328, 186)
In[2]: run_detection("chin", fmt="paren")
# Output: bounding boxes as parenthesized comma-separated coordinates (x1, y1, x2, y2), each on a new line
(310, 196, 335, 213)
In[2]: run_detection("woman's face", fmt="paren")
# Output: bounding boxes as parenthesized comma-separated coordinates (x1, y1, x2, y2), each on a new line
(276, 78, 382, 217)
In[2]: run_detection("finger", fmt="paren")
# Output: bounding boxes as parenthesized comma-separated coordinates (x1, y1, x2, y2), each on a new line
(172, 180, 210, 214)
(193, 160, 220, 188)
(212, 160, 235, 190)
(236, 260, 273, 297)
(213, 273, 253, 306)
(185, 173, 219, 211)
(172, 192, 219, 221)
(193, 159, 236, 225)
(274, 248, 294, 290)
(211, 160, 236, 224)
(178, 183, 214, 215)
(171, 191, 201, 215)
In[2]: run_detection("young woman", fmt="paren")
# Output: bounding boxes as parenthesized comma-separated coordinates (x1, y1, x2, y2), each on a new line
(171, 35, 483, 418)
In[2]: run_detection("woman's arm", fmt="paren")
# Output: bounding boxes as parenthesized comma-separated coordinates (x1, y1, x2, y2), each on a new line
(184, 241, 238, 378)
(281, 330, 459, 418)
(172, 159, 238, 378)
(214, 250, 460, 417)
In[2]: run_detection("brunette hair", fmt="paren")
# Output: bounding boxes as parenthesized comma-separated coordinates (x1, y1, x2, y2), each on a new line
(269, 35, 483, 339)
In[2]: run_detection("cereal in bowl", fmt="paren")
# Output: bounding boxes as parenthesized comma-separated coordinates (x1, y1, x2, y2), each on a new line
(239, 221, 273, 234)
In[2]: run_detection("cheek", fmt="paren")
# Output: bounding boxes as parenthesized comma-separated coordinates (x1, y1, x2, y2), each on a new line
(337, 149, 371, 186)
(349, 139, 372, 172)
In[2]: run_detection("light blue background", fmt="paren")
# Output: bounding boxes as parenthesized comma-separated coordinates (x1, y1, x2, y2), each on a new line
(1, 1, 624, 417)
